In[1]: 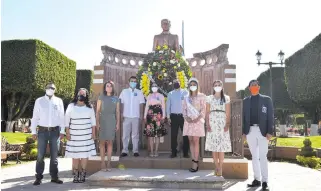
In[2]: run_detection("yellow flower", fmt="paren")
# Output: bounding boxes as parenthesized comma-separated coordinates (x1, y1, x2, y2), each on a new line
(163, 44, 168, 50)
(162, 60, 166, 64)
(174, 66, 177, 69)
(158, 75, 163, 80)
(157, 45, 161, 50)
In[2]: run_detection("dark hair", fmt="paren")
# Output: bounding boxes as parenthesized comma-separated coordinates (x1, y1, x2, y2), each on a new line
(213, 80, 226, 103)
(103, 81, 115, 96)
(71, 88, 92, 108)
(128, 76, 137, 82)
(188, 80, 199, 96)
(248, 79, 259, 87)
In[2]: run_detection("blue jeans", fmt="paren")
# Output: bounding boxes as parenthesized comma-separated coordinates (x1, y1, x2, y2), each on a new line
(35, 129, 59, 180)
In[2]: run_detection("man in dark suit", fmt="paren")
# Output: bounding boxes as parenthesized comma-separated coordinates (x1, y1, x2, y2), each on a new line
(243, 80, 274, 190)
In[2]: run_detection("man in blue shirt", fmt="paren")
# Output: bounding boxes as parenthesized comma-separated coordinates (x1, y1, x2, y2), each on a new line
(166, 80, 189, 158)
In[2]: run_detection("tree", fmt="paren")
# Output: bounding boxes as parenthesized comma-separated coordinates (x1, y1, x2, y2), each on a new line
(75, 70, 93, 95)
(284, 33, 321, 123)
(1, 40, 76, 131)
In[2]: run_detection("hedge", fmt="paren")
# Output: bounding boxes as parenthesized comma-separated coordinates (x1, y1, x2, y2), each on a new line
(1, 39, 76, 131)
(75, 70, 93, 95)
(284, 33, 321, 105)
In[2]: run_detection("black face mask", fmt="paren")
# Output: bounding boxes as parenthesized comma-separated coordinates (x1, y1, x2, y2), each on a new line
(174, 83, 180, 89)
(77, 95, 86, 102)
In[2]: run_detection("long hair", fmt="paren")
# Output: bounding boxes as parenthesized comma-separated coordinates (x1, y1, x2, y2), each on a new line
(71, 88, 92, 108)
(213, 80, 226, 103)
(103, 80, 115, 96)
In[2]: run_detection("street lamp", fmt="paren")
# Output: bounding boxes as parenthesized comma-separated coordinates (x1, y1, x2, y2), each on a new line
(255, 50, 285, 136)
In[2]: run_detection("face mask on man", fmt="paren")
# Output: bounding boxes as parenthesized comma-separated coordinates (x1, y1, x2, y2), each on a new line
(152, 87, 158, 93)
(46, 89, 55, 96)
(214, 87, 222, 92)
(130, 82, 137, 89)
(78, 95, 86, 102)
(249, 86, 260, 95)
(174, 82, 180, 89)
(189, 86, 197, 92)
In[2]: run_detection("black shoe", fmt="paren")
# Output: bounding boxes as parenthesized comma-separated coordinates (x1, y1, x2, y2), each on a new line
(33, 179, 41, 186)
(170, 153, 177, 158)
(120, 153, 128, 157)
(262, 182, 268, 190)
(78, 170, 86, 183)
(247, 179, 261, 187)
(183, 154, 189, 158)
(189, 160, 199, 172)
(51, 178, 63, 184)
(133, 153, 139, 157)
(72, 170, 79, 183)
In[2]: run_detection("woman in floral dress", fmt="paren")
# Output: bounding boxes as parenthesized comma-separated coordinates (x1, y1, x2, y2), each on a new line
(182, 77, 206, 172)
(205, 80, 231, 176)
(143, 83, 167, 157)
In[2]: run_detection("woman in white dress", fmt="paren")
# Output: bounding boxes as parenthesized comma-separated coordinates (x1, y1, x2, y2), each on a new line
(205, 80, 232, 176)
(65, 88, 96, 183)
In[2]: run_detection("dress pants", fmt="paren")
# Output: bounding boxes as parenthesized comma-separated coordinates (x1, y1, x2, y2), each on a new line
(122, 117, 140, 153)
(170, 114, 189, 155)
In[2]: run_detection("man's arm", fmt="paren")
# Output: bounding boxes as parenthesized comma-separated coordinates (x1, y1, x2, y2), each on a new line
(138, 91, 145, 119)
(59, 99, 65, 135)
(30, 99, 40, 135)
(166, 93, 171, 118)
(266, 97, 274, 135)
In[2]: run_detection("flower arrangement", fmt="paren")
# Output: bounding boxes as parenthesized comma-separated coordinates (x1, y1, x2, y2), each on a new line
(137, 44, 192, 98)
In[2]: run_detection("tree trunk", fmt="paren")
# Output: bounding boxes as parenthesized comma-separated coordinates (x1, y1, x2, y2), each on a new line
(6, 121, 15, 132)
(6, 92, 33, 132)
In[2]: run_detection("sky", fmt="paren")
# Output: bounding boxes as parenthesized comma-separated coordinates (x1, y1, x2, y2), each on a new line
(1, 0, 321, 90)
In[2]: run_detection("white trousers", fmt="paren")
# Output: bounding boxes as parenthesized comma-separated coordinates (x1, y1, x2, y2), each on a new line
(122, 117, 140, 154)
(247, 126, 269, 182)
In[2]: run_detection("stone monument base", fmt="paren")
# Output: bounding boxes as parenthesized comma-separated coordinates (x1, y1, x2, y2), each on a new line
(86, 151, 248, 179)
(87, 168, 225, 190)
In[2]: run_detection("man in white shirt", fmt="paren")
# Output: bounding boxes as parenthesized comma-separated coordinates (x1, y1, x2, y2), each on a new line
(119, 76, 145, 157)
(30, 83, 65, 185)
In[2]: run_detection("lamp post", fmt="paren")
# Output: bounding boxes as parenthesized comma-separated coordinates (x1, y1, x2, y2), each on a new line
(255, 50, 285, 136)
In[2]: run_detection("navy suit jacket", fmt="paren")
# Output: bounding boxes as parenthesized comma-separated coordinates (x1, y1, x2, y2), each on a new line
(242, 94, 274, 137)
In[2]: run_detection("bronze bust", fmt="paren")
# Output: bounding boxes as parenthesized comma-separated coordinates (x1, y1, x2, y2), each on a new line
(153, 19, 179, 51)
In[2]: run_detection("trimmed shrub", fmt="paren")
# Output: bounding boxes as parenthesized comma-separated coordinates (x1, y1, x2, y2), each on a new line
(296, 156, 321, 169)
(75, 70, 93, 94)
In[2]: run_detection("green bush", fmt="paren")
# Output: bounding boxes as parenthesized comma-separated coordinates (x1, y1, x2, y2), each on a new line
(299, 138, 316, 157)
(29, 148, 38, 160)
(284, 33, 321, 106)
(23, 136, 37, 160)
(76, 70, 93, 95)
(296, 155, 321, 169)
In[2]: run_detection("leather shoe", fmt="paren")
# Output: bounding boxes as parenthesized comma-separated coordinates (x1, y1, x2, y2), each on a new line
(33, 179, 41, 186)
(170, 153, 177, 158)
(120, 153, 128, 157)
(247, 179, 261, 187)
(133, 153, 139, 157)
(51, 178, 63, 184)
(262, 182, 268, 190)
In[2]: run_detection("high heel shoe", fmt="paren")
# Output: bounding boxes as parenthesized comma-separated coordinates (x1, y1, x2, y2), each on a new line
(189, 159, 199, 172)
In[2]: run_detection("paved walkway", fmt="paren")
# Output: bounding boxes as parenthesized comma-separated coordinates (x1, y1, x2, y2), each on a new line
(1, 158, 321, 191)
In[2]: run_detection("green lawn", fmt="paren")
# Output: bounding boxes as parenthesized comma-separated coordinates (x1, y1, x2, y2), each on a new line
(277, 136, 321, 148)
(2, 132, 30, 144)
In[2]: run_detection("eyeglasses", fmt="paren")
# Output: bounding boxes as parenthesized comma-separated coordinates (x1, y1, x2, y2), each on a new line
(46, 87, 55, 90)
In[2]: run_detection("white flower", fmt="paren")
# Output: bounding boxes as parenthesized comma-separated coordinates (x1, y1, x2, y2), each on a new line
(164, 73, 167, 77)
(171, 50, 175, 54)
(170, 60, 175, 64)
(177, 63, 180, 67)
(153, 62, 157, 66)
(159, 50, 164, 54)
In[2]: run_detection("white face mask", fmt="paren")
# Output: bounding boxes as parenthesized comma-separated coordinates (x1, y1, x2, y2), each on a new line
(151, 87, 158, 93)
(189, 86, 197, 92)
(46, 89, 55, 96)
(214, 87, 222, 92)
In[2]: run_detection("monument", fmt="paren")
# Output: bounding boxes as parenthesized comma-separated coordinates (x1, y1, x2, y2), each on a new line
(89, 19, 245, 186)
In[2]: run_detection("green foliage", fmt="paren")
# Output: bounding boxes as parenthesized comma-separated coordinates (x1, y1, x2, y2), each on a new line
(136, 46, 192, 97)
(22, 136, 36, 160)
(296, 155, 321, 169)
(75, 70, 93, 94)
(29, 148, 38, 160)
(299, 138, 316, 157)
(284, 33, 321, 106)
(1, 39, 76, 99)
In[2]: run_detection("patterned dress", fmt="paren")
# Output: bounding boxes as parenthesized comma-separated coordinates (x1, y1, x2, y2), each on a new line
(143, 93, 167, 137)
(182, 93, 206, 137)
(64, 104, 97, 158)
(205, 95, 232, 152)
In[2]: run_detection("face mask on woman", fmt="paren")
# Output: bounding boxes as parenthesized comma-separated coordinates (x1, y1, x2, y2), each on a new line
(151, 87, 158, 93)
(77, 95, 86, 102)
(189, 86, 197, 92)
(214, 87, 222, 92)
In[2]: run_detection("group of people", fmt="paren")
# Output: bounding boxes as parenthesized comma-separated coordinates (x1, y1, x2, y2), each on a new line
(30, 77, 273, 190)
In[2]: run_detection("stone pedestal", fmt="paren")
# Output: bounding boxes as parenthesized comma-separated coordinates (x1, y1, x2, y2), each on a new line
(310, 124, 318, 136)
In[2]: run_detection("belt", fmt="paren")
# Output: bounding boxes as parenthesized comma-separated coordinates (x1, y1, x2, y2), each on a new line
(38, 126, 59, 132)
(210, 110, 225, 113)
(170, 113, 183, 115)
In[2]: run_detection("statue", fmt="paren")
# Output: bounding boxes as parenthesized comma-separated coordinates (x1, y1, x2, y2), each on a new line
(153, 19, 179, 51)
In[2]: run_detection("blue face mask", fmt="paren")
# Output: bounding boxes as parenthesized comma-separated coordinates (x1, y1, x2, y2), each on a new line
(129, 82, 137, 89)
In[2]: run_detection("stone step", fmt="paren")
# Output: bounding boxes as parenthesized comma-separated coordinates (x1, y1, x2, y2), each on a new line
(87, 168, 225, 190)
